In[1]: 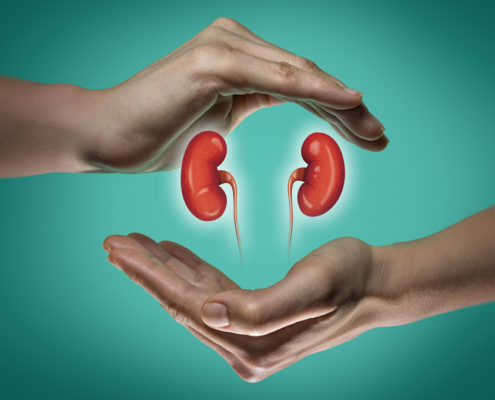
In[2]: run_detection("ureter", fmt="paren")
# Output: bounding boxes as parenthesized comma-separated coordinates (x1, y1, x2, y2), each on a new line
(219, 170, 242, 263)
(288, 168, 306, 261)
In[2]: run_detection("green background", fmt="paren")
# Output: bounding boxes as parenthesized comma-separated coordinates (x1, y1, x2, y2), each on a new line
(1, 0, 495, 398)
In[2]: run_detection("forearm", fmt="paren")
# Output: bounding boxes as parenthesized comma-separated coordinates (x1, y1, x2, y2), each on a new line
(0, 77, 105, 177)
(375, 205, 495, 326)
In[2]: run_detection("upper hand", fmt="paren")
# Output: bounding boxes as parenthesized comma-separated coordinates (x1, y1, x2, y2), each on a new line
(88, 18, 388, 173)
(102, 233, 388, 382)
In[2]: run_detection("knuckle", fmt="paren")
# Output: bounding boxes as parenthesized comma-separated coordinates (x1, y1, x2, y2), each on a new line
(163, 303, 189, 325)
(190, 271, 207, 286)
(179, 280, 195, 299)
(239, 373, 264, 383)
(189, 44, 231, 74)
(273, 61, 296, 81)
(243, 297, 265, 336)
(127, 271, 145, 287)
(230, 361, 263, 382)
(211, 17, 240, 29)
(192, 43, 227, 62)
(304, 78, 329, 101)
(235, 368, 263, 383)
(311, 76, 329, 92)
(300, 56, 318, 71)
(202, 25, 226, 39)
(237, 348, 278, 371)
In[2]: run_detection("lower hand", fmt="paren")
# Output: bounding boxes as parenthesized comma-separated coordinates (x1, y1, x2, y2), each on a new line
(102, 233, 388, 382)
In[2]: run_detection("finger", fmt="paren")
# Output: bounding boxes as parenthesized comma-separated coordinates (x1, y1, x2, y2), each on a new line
(104, 234, 222, 292)
(211, 51, 362, 110)
(185, 317, 300, 383)
(232, 40, 384, 143)
(200, 266, 338, 336)
(127, 233, 224, 291)
(103, 234, 150, 256)
(338, 123, 390, 152)
(106, 236, 330, 378)
(210, 17, 273, 47)
(182, 324, 258, 382)
(295, 100, 352, 144)
(266, 95, 354, 146)
(209, 18, 387, 146)
(300, 100, 380, 149)
(328, 123, 353, 144)
(290, 98, 339, 124)
(211, 23, 347, 88)
(106, 247, 206, 314)
(319, 103, 385, 141)
(175, 308, 242, 366)
(210, 18, 347, 89)
(307, 103, 389, 151)
(230, 93, 286, 129)
(159, 240, 240, 291)
(185, 301, 339, 379)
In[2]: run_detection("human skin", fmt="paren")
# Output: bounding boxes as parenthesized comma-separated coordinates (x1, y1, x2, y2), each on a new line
(0, 17, 387, 178)
(102, 205, 495, 382)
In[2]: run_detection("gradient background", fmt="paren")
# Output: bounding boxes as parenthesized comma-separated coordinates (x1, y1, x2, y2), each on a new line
(1, 0, 495, 399)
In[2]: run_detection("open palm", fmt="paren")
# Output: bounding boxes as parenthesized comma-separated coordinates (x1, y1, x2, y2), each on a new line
(103, 232, 382, 382)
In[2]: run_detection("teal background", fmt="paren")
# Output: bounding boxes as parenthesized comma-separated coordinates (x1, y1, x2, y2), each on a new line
(1, 0, 495, 398)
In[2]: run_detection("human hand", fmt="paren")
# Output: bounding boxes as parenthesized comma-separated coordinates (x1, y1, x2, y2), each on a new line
(86, 17, 388, 173)
(102, 233, 388, 382)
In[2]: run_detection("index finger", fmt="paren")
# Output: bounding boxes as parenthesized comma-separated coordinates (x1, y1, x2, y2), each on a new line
(210, 18, 347, 88)
(207, 50, 362, 110)
(158, 240, 240, 291)
(106, 246, 205, 316)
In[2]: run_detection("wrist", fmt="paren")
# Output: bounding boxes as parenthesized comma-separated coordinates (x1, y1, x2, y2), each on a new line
(74, 83, 162, 174)
(366, 242, 428, 328)
(369, 238, 465, 328)
(0, 80, 111, 176)
(61, 85, 121, 173)
(30, 83, 109, 174)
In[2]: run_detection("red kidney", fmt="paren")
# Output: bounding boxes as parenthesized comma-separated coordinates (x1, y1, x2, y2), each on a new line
(181, 131, 228, 221)
(181, 131, 242, 257)
(288, 132, 345, 253)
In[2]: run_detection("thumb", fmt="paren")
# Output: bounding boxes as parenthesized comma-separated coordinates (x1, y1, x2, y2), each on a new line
(200, 268, 336, 336)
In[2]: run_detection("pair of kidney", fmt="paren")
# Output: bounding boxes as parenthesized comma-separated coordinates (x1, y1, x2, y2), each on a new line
(181, 131, 345, 222)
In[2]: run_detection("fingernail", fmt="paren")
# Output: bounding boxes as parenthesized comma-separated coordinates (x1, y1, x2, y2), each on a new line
(102, 243, 110, 253)
(342, 87, 363, 97)
(107, 254, 122, 270)
(203, 303, 229, 327)
(372, 115, 386, 131)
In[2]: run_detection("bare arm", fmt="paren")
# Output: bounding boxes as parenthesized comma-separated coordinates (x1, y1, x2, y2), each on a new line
(0, 77, 101, 177)
(377, 205, 495, 326)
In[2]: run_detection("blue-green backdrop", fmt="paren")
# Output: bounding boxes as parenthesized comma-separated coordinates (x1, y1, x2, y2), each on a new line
(1, 0, 495, 399)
